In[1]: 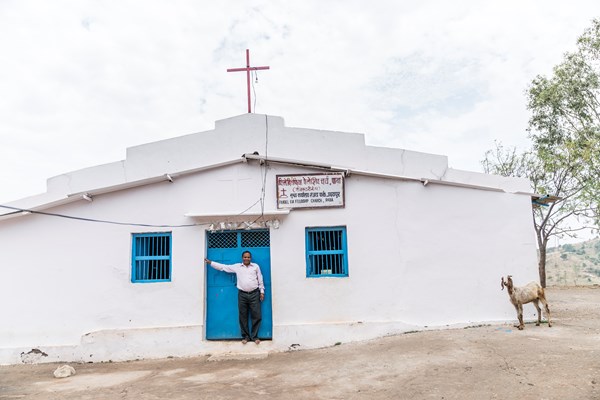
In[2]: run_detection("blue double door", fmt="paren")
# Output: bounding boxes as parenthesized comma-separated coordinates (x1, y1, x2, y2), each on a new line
(206, 230, 272, 340)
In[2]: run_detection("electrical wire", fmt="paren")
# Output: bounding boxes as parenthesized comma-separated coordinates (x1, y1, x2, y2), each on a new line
(246, 114, 270, 226)
(236, 198, 262, 216)
(251, 69, 258, 113)
(262, 114, 269, 211)
(0, 204, 207, 228)
(1, 140, 272, 229)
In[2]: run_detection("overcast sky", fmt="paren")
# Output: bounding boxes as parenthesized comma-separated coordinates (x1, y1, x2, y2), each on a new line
(1, 1, 599, 204)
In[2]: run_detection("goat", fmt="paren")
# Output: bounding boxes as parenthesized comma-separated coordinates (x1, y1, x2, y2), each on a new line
(501, 275, 551, 330)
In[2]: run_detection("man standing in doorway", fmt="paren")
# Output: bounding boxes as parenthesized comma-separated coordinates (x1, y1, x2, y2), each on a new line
(205, 251, 265, 344)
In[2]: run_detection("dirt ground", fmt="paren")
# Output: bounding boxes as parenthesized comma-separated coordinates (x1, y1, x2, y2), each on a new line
(1, 286, 599, 400)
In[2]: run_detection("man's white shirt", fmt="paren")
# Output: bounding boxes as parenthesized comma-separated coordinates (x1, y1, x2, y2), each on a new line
(209, 261, 265, 294)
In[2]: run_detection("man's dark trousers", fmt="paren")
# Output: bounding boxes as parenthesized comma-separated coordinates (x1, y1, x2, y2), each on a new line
(238, 289, 262, 340)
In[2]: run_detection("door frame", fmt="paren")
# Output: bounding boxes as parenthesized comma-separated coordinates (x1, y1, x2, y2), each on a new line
(205, 229, 272, 340)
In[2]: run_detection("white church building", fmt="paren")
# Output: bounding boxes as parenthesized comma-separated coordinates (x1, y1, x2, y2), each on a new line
(0, 114, 539, 365)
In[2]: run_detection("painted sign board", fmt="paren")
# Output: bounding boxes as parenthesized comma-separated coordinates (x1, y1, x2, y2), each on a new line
(276, 173, 345, 209)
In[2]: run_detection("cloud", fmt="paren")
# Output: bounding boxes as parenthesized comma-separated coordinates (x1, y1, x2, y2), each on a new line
(1, 0, 599, 203)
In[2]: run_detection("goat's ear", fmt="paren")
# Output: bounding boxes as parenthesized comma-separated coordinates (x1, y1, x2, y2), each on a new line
(501, 277, 505, 290)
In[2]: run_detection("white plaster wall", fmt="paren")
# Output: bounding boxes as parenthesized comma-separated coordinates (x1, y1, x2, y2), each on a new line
(123, 114, 368, 182)
(444, 168, 531, 193)
(0, 160, 303, 364)
(46, 161, 127, 195)
(0, 114, 540, 364)
(0, 163, 264, 363)
(364, 145, 448, 178)
(0, 160, 538, 364)
(269, 166, 538, 347)
(0, 207, 204, 344)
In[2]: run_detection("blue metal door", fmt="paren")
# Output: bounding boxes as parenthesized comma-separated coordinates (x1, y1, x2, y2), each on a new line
(206, 230, 272, 340)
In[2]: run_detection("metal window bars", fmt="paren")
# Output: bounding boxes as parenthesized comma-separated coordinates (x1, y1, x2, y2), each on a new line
(306, 227, 348, 276)
(132, 233, 171, 282)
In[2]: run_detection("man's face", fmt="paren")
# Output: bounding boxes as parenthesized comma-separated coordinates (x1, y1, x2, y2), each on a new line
(242, 253, 252, 265)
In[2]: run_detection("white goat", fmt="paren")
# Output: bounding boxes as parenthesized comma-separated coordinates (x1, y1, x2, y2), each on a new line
(501, 275, 552, 330)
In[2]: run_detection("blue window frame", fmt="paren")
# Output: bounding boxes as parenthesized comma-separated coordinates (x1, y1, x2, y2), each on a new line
(305, 226, 348, 277)
(132, 232, 172, 283)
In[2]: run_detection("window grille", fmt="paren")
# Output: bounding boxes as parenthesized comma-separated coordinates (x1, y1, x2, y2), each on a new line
(207, 230, 270, 249)
(241, 230, 270, 247)
(306, 226, 348, 277)
(207, 231, 237, 248)
(132, 232, 171, 282)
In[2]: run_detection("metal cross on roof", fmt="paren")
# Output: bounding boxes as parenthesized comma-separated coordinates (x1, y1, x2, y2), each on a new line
(227, 49, 270, 113)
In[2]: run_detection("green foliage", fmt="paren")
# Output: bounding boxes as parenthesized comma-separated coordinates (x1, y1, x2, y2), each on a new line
(481, 141, 538, 178)
(483, 19, 600, 287)
(527, 18, 600, 226)
(562, 244, 576, 252)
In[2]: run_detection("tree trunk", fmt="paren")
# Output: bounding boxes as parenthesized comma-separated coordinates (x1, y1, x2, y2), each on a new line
(538, 245, 547, 288)
(534, 220, 547, 288)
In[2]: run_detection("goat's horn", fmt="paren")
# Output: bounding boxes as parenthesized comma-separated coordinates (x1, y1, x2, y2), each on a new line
(501, 277, 505, 290)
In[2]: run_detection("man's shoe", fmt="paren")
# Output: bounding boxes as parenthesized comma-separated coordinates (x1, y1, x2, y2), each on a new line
(254, 339, 260, 345)
(241, 339, 248, 344)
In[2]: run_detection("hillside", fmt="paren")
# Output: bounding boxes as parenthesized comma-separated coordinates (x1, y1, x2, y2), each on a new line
(546, 237, 600, 286)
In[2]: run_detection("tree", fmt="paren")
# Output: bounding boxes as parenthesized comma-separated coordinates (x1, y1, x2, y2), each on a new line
(482, 19, 600, 287)
(482, 141, 595, 287)
(528, 19, 600, 215)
